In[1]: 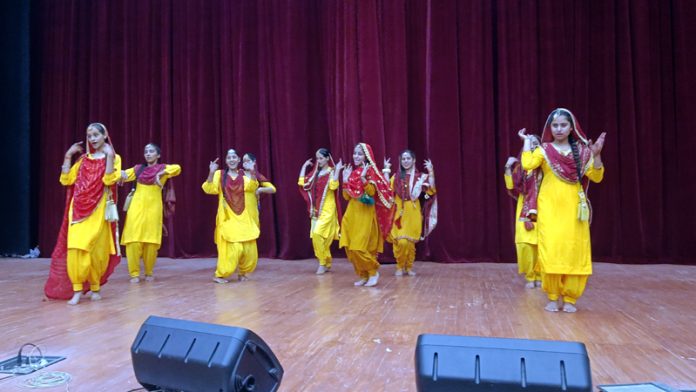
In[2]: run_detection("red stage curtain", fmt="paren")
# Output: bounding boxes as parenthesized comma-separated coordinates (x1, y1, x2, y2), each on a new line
(33, 0, 696, 263)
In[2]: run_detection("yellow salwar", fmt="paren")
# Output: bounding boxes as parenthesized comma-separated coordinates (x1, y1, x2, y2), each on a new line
(202, 171, 275, 279)
(504, 174, 540, 282)
(121, 164, 181, 277)
(298, 176, 340, 268)
(388, 176, 436, 272)
(522, 148, 604, 303)
(339, 184, 381, 278)
(61, 154, 122, 292)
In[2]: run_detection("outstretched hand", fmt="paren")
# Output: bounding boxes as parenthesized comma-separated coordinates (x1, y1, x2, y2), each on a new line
(589, 132, 607, 157)
(423, 159, 434, 174)
(335, 159, 344, 172)
(66, 141, 84, 157)
(383, 157, 391, 170)
(342, 164, 352, 182)
(517, 128, 528, 141)
(303, 158, 313, 168)
(102, 143, 115, 157)
(209, 158, 219, 173)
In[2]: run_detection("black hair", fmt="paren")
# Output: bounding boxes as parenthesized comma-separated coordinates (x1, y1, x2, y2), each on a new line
(399, 149, 416, 180)
(145, 143, 161, 155)
(316, 148, 331, 158)
(87, 123, 107, 135)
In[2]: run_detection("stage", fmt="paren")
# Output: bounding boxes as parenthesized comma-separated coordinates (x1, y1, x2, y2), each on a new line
(1, 257, 695, 391)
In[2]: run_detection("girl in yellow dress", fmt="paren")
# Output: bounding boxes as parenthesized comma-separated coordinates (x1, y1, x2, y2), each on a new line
(120, 143, 181, 283)
(521, 108, 606, 312)
(504, 136, 542, 288)
(202, 149, 276, 283)
(298, 148, 344, 274)
(44, 123, 122, 305)
(383, 150, 437, 276)
(339, 143, 394, 287)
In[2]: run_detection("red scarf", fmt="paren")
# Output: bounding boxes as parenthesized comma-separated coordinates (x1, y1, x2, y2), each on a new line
(222, 169, 246, 215)
(541, 143, 591, 185)
(343, 143, 394, 239)
(71, 156, 106, 223)
(509, 160, 542, 230)
(134, 163, 166, 185)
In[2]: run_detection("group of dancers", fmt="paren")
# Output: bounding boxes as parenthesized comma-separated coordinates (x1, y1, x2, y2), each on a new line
(43, 107, 606, 313)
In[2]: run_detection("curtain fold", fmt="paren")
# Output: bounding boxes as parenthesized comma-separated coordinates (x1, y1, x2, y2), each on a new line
(34, 0, 696, 263)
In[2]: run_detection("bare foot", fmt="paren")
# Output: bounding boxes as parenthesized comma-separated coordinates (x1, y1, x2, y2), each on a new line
(212, 277, 229, 284)
(238, 275, 249, 282)
(130, 277, 140, 283)
(354, 278, 367, 286)
(406, 270, 416, 276)
(525, 281, 536, 289)
(316, 265, 327, 275)
(90, 292, 102, 301)
(394, 269, 403, 277)
(534, 280, 542, 287)
(67, 292, 82, 305)
(145, 275, 154, 282)
(562, 303, 577, 313)
(364, 272, 380, 287)
(544, 301, 560, 312)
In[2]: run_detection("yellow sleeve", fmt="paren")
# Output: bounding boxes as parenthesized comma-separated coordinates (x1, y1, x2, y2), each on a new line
(585, 156, 605, 183)
(298, 177, 305, 187)
(122, 167, 136, 183)
(521, 148, 543, 171)
(260, 181, 276, 193)
(202, 170, 221, 195)
(59, 159, 82, 186)
(504, 173, 513, 190)
(389, 176, 395, 190)
(328, 179, 339, 190)
(162, 164, 182, 180)
(103, 155, 122, 186)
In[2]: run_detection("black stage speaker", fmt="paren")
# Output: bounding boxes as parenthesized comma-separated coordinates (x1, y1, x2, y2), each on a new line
(131, 316, 283, 392)
(415, 334, 592, 392)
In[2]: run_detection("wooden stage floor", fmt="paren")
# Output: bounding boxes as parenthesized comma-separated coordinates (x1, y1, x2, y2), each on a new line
(1, 257, 695, 391)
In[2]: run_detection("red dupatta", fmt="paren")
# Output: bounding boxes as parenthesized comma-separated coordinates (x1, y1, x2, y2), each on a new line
(45, 130, 121, 299)
(508, 159, 542, 230)
(343, 143, 394, 239)
(222, 169, 245, 215)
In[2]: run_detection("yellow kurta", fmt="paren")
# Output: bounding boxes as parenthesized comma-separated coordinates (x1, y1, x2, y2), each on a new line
(298, 175, 340, 240)
(339, 184, 382, 254)
(522, 148, 604, 275)
(202, 170, 276, 244)
(121, 164, 181, 246)
(388, 176, 436, 243)
(61, 154, 122, 252)
(503, 174, 538, 245)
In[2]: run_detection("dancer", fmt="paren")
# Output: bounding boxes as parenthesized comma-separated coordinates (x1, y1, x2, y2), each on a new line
(120, 143, 181, 283)
(504, 135, 542, 288)
(44, 123, 122, 305)
(383, 150, 437, 276)
(339, 143, 394, 287)
(202, 149, 275, 283)
(298, 148, 343, 274)
(520, 108, 606, 312)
